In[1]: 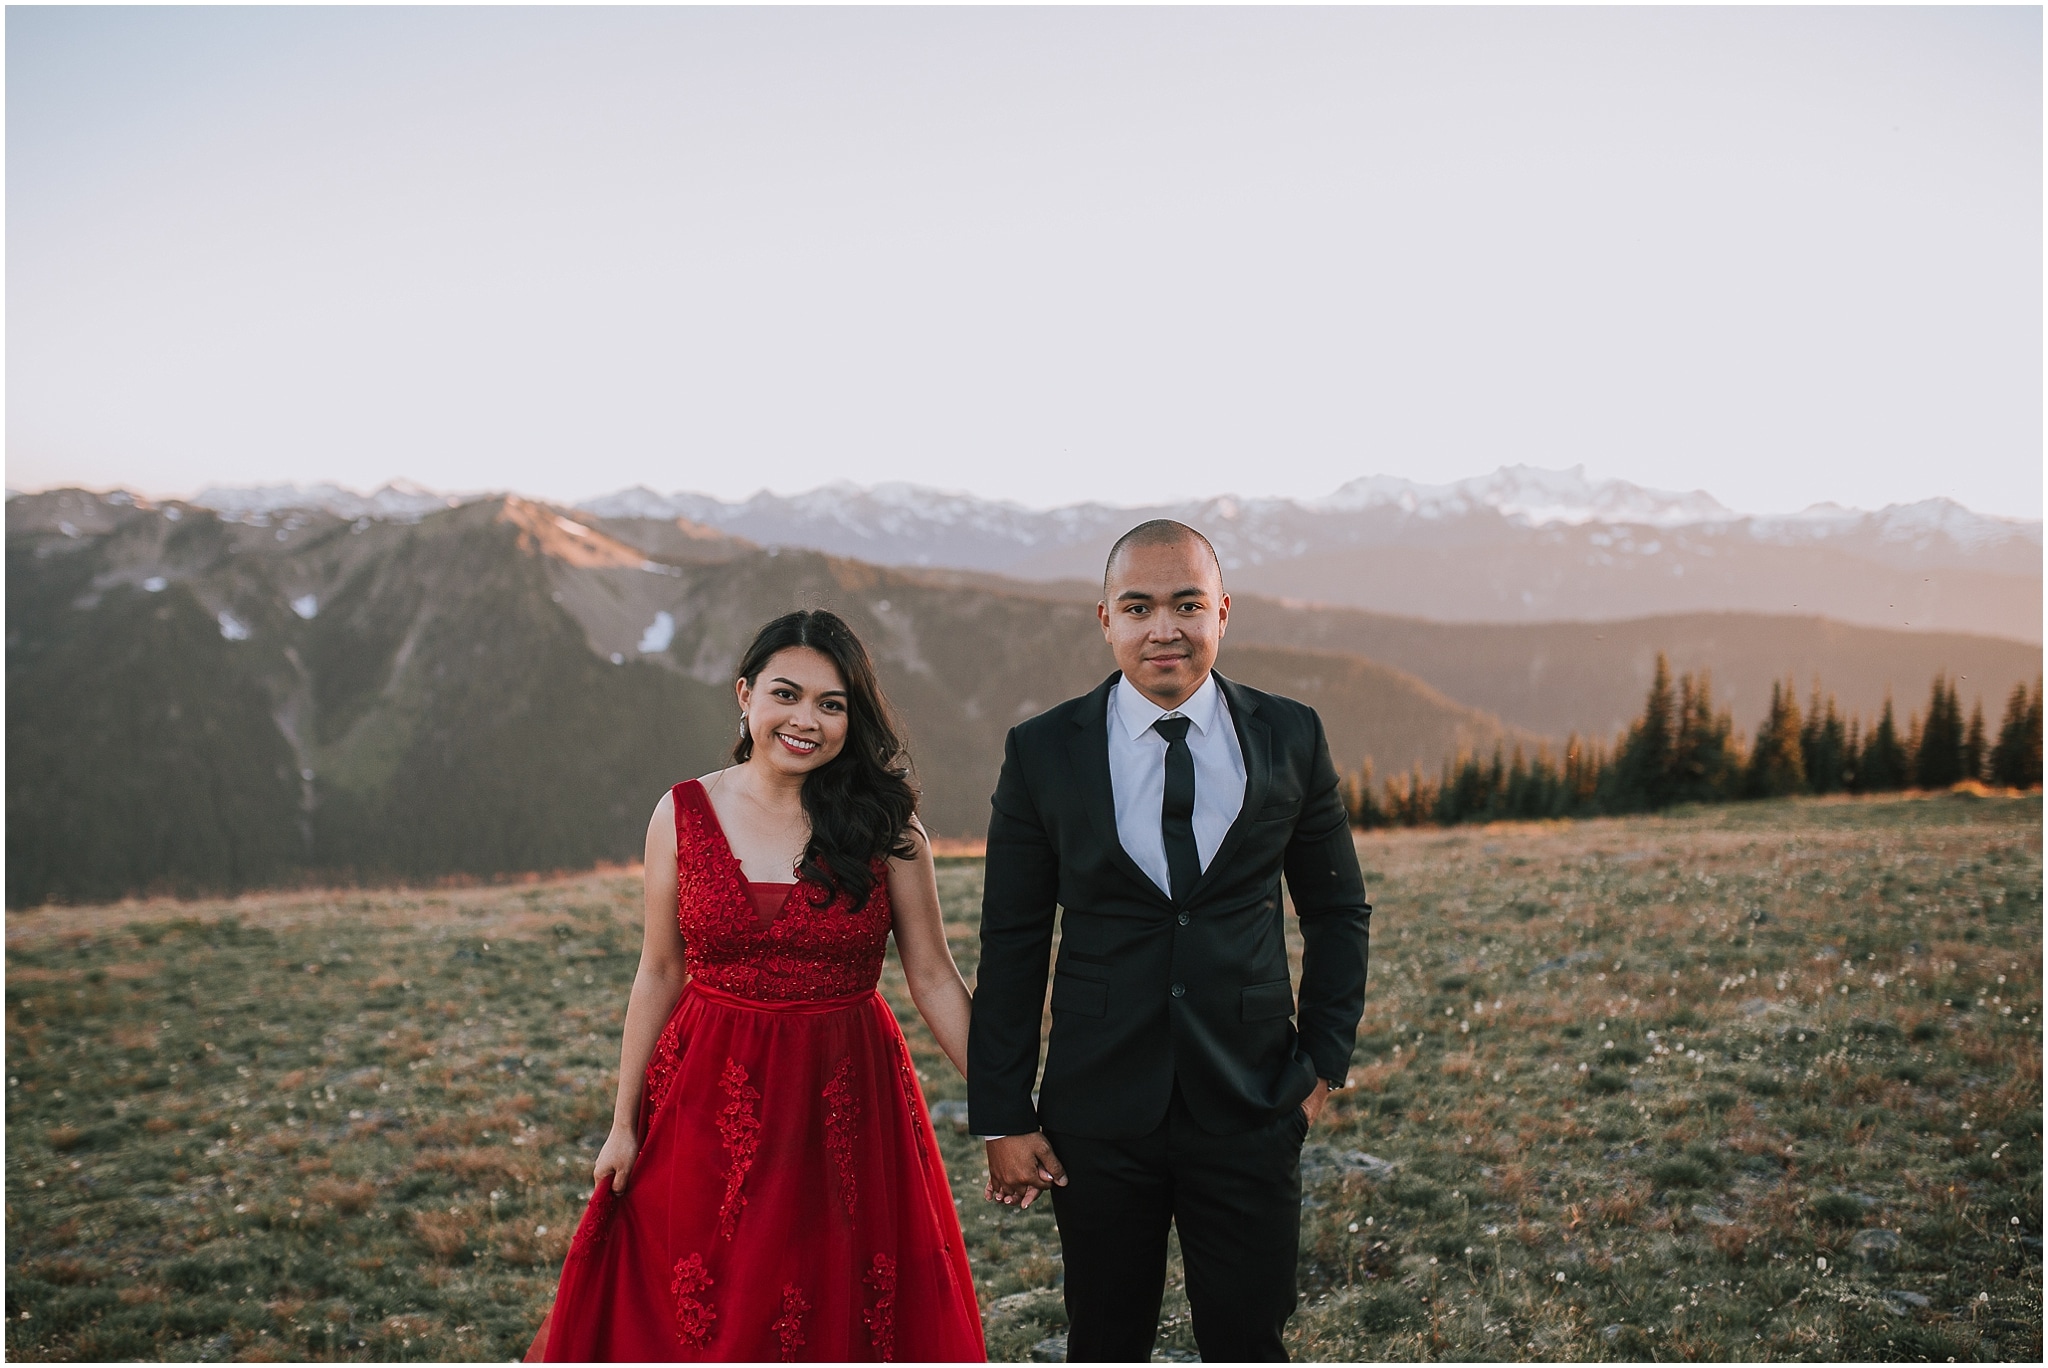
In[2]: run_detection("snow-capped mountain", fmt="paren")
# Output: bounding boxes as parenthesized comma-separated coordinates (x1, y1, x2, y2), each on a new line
(188, 480, 472, 523)
(117, 466, 2039, 640)
(573, 467, 2039, 641)
(580, 464, 2036, 562)
(1315, 465, 1741, 528)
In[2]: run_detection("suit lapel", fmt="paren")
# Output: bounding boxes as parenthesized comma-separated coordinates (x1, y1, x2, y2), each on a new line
(1071, 672, 1174, 905)
(1190, 672, 1270, 902)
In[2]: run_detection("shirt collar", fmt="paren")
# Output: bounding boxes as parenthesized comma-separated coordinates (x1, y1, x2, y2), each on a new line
(1113, 671, 1225, 743)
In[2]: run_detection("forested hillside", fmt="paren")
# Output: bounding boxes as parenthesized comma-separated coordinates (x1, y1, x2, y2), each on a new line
(11, 487, 2038, 906)
(6, 492, 1518, 904)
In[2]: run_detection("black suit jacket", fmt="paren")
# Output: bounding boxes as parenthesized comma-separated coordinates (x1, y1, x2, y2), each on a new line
(968, 671, 1371, 1139)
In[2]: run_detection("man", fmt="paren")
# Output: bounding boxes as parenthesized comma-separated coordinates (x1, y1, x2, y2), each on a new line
(969, 520, 1371, 1362)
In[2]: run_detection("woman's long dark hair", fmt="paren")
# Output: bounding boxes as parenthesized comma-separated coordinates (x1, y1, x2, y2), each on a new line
(733, 610, 918, 908)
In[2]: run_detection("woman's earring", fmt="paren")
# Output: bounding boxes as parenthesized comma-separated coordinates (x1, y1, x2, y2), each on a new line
(737, 712, 749, 740)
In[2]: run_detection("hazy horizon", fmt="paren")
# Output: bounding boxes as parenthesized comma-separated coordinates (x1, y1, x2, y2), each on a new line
(7, 460, 2043, 526)
(8, 7, 2041, 519)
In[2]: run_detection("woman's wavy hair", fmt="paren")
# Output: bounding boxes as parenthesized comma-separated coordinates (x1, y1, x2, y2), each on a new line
(733, 610, 918, 908)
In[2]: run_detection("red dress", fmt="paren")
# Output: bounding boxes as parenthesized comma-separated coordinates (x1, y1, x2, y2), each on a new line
(528, 780, 985, 1362)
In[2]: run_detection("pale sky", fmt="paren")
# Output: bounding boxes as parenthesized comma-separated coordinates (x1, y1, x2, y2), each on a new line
(7, 6, 2041, 517)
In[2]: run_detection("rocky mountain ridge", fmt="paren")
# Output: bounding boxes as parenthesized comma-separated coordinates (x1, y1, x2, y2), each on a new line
(13, 485, 2039, 906)
(144, 466, 2042, 640)
(5, 490, 1521, 904)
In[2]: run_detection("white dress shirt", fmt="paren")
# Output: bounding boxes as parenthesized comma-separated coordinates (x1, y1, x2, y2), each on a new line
(1109, 673, 1247, 897)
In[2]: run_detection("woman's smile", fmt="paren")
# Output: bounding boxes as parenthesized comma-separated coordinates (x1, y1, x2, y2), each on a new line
(775, 731, 820, 755)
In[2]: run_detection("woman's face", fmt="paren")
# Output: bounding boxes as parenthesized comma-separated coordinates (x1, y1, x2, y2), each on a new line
(736, 646, 851, 777)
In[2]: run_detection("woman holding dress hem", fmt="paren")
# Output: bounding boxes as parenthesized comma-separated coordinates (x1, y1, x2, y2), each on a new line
(526, 609, 984, 1362)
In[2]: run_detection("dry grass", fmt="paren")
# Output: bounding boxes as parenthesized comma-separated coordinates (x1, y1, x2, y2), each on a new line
(4, 792, 2040, 1361)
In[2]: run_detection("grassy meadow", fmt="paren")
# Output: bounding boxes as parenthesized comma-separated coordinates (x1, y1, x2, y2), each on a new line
(5, 792, 2040, 1362)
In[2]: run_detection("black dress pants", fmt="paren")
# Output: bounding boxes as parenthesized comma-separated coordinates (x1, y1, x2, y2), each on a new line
(1046, 1086, 1307, 1362)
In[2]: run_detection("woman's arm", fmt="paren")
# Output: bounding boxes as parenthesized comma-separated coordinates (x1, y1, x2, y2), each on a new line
(888, 819, 973, 1079)
(592, 791, 692, 1193)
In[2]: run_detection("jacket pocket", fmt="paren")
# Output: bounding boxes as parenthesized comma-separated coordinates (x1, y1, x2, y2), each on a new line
(1241, 979, 1296, 1022)
(1051, 972, 1109, 1018)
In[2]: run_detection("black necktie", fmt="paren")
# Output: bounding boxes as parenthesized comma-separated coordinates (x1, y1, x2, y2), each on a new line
(1153, 715, 1200, 902)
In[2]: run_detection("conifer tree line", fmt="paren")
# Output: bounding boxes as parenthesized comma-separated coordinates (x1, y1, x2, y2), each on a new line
(1343, 661, 2044, 829)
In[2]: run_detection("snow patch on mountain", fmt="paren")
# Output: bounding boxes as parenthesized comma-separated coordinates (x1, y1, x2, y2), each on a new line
(1318, 464, 1738, 528)
(170, 468, 2039, 570)
(190, 481, 480, 522)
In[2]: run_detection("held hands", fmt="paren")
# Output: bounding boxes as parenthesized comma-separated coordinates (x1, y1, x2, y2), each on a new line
(981, 1089, 1328, 1208)
(593, 1122, 639, 1194)
(983, 1133, 1067, 1209)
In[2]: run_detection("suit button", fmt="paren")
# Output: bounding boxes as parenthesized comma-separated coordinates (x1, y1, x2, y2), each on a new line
(1171, 983, 1186, 998)
(1177, 913, 1190, 926)
(1265, 898, 1277, 911)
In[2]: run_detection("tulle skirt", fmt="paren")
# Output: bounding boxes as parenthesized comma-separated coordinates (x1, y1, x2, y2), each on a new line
(529, 981, 985, 1362)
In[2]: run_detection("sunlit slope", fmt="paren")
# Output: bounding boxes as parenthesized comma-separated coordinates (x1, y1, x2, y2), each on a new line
(6, 492, 1526, 903)
(535, 542, 1533, 838)
(7, 495, 734, 904)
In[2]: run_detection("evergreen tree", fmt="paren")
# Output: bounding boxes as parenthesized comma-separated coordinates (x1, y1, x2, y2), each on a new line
(1669, 670, 1739, 802)
(1988, 679, 2044, 789)
(1859, 696, 1910, 792)
(1913, 673, 1966, 789)
(1502, 746, 1530, 818)
(1609, 653, 1677, 811)
(1800, 683, 1850, 795)
(1383, 764, 1439, 827)
(1438, 752, 1489, 825)
(1745, 677, 1807, 797)
(2027, 680, 2042, 784)
(1562, 735, 1604, 814)
(1337, 666, 2029, 830)
(1343, 759, 1385, 829)
(1962, 700, 1987, 784)
(1532, 746, 1569, 817)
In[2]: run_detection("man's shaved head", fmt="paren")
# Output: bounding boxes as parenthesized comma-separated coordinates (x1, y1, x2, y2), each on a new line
(1102, 520, 1223, 599)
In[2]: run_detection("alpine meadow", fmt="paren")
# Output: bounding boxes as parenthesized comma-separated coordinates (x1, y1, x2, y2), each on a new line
(4, 797, 2039, 1361)
(5, 480, 2042, 1362)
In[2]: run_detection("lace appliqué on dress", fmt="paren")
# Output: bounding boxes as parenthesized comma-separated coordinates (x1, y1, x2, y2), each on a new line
(565, 1187, 615, 1264)
(823, 1056, 860, 1218)
(642, 1014, 686, 1122)
(671, 780, 894, 1002)
(893, 1040, 934, 1174)
(670, 1253, 716, 1349)
(771, 1283, 810, 1362)
(716, 1058, 762, 1239)
(862, 1252, 897, 1362)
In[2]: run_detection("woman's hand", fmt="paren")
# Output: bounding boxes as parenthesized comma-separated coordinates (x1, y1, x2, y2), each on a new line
(985, 1133, 1067, 1209)
(593, 1122, 639, 1194)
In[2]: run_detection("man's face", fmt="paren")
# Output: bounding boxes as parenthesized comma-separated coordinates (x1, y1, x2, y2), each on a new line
(1098, 537, 1229, 710)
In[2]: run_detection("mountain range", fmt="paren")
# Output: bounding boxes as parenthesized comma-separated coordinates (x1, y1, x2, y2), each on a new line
(186, 466, 2043, 642)
(9, 484, 2040, 907)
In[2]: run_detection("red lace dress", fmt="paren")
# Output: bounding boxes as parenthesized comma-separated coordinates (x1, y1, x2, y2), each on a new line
(527, 780, 984, 1362)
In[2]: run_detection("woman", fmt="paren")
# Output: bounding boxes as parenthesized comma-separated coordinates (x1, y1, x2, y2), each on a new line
(528, 610, 985, 1361)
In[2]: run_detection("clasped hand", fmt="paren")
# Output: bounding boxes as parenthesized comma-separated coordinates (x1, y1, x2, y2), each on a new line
(983, 1084, 1331, 1207)
(982, 1133, 1066, 1208)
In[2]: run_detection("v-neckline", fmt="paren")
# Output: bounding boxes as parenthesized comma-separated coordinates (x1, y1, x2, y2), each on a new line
(689, 779, 801, 931)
